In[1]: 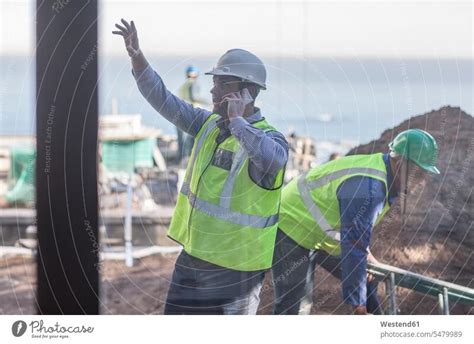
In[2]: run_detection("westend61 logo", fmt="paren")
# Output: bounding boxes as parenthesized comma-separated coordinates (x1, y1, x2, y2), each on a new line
(11, 320, 94, 340)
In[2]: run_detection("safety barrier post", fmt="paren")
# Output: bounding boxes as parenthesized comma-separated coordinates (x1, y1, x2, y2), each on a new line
(442, 287, 450, 315)
(385, 272, 397, 315)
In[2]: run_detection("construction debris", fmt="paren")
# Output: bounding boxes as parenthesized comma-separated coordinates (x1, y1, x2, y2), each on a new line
(285, 135, 317, 181)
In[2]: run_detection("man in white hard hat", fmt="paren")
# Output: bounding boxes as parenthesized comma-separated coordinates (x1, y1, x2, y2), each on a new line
(113, 19, 288, 314)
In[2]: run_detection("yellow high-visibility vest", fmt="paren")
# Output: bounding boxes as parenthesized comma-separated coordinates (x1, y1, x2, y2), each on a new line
(169, 114, 285, 271)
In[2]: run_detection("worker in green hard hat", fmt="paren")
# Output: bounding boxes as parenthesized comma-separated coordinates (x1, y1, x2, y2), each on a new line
(389, 129, 440, 174)
(389, 128, 440, 193)
(272, 129, 439, 315)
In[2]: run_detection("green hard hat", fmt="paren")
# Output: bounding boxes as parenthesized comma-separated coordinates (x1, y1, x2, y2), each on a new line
(388, 129, 440, 174)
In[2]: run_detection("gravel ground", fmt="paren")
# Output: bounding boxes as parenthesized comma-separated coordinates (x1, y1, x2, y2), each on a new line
(1, 248, 472, 315)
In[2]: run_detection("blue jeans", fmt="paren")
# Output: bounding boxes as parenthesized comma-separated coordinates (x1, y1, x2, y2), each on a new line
(164, 250, 265, 315)
(272, 229, 382, 315)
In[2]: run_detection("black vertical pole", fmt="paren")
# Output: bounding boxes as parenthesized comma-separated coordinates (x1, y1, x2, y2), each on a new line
(36, 0, 99, 314)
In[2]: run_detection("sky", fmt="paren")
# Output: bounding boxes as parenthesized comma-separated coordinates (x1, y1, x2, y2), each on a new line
(0, 0, 472, 58)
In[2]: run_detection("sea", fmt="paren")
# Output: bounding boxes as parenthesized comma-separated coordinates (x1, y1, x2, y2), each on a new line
(1, 55, 472, 157)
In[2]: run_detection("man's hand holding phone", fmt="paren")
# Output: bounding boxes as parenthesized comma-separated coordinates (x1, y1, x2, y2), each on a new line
(222, 88, 253, 121)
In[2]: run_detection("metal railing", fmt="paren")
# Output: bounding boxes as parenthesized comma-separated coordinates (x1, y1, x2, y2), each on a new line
(367, 262, 474, 315)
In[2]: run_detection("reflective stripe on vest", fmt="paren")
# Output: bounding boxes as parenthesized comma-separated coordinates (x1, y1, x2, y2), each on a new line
(297, 167, 388, 241)
(181, 117, 219, 189)
(219, 147, 247, 208)
(179, 117, 278, 228)
(180, 182, 279, 228)
(306, 167, 387, 189)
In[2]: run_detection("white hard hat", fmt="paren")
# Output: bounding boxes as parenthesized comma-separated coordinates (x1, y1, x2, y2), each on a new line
(205, 49, 267, 89)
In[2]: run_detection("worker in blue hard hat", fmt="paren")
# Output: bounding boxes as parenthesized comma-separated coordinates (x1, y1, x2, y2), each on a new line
(176, 65, 209, 165)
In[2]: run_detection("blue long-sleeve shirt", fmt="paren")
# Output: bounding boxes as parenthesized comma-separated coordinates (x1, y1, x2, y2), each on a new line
(132, 66, 289, 188)
(337, 153, 398, 307)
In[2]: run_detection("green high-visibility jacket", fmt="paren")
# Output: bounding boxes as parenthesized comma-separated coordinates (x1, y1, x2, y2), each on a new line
(168, 114, 285, 271)
(279, 153, 391, 256)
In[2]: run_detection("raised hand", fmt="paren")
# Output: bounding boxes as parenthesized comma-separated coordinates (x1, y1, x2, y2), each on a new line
(112, 19, 140, 57)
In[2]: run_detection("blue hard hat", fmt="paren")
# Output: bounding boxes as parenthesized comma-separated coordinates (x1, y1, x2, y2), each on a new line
(186, 65, 199, 75)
